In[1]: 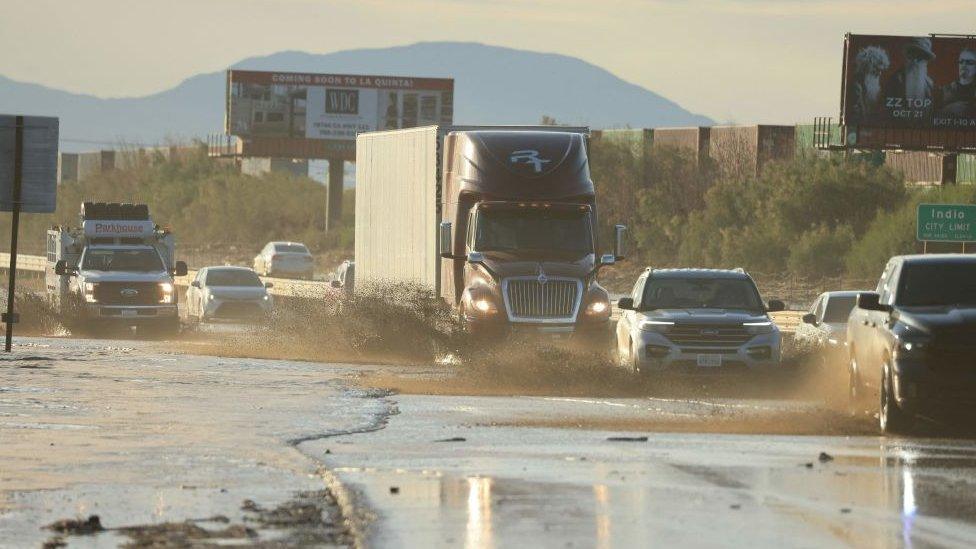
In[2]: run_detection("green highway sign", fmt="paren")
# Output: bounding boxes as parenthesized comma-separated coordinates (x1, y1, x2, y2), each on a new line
(917, 203, 976, 243)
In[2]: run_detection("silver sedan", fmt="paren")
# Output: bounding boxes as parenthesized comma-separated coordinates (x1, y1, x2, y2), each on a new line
(185, 266, 273, 322)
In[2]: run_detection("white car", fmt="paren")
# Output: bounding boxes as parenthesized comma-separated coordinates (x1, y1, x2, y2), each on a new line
(185, 266, 273, 322)
(794, 290, 861, 368)
(253, 242, 314, 279)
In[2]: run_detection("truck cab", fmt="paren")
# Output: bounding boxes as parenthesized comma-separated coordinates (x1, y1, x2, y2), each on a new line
(437, 130, 623, 341)
(848, 254, 976, 433)
(47, 202, 187, 335)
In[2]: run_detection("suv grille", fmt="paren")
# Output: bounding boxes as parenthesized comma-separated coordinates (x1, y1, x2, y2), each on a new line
(665, 324, 752, 348)
(93, 282, 161, 305)
(505, 278, 580, 320)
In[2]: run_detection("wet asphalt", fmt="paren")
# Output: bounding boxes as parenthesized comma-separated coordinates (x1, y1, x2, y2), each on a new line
(1, 337, 976, 547)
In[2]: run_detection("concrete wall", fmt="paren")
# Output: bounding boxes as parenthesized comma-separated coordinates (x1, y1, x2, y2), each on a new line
(240, 157, 309, 178)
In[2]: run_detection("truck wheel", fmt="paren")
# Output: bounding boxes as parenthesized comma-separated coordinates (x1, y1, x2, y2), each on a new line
(848, 353, 866, 416)
(880, 361, 914, 435)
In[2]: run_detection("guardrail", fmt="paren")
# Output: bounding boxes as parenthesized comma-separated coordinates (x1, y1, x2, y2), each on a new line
(0, 253, 338, 300)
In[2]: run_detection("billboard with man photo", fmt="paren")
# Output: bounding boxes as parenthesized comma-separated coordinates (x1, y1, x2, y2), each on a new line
(842, 34, 976, 129)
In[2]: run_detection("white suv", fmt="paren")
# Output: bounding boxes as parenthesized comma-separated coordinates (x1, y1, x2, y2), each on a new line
(615, 268, 785, 375)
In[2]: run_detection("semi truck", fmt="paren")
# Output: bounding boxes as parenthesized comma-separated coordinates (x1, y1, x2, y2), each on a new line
(355, 126, 625, 341)
(46, 202, 187, 335)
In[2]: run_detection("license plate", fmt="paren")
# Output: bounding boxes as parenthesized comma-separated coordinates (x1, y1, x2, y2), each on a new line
(697, 354, 722, 368)
(121, 309, 137, 318)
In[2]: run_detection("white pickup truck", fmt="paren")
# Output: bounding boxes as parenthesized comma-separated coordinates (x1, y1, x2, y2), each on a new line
(46, 202, 187, 335)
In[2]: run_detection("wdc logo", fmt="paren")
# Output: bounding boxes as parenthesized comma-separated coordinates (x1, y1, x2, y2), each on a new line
(510, 150, 550, 173)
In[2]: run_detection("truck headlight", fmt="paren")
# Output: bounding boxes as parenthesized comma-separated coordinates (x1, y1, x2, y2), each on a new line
(896, 338, 929, 355)
(473, 299, 494, 313)
(587, 301, 608, 314)
(84, 282, 97, 303)
(639, 320, 674, 333)
(743, 321, 774, 335)
(159, 282, 174, 304)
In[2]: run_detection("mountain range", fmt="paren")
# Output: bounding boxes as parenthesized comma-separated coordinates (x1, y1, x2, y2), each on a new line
(0, 42, 713, 152)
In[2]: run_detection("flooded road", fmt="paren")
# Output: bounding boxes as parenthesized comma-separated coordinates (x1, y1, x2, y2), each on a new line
(2, 336, 976, 547)
(304, 395, 976, 548)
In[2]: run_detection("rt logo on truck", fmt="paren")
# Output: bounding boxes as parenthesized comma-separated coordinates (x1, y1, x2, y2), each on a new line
(510, 150, 551, 173)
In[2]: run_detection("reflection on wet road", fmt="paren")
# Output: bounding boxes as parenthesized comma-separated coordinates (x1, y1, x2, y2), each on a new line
(305, 395, 976, 548)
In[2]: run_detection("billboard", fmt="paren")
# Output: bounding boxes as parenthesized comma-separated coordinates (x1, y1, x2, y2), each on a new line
(226, 70, 454, 146)
(842, 35, 976, 130)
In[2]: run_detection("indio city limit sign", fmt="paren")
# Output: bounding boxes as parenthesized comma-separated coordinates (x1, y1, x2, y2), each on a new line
(917, 203, 976, 242)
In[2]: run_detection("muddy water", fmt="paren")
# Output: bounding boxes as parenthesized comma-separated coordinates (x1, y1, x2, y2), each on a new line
(307, 394, 976, 548)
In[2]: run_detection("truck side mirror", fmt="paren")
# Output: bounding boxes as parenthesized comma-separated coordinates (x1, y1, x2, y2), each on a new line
(617, 297, 634, 310)
(265, 282, 274, 289)
(801, 313, 816, 325)
(173, 261, 188, 277)
(54, 260, 69, 276)
(600, 254, 615, 266)
(613, 225, 627, 261)
(330, 280, 342, 288)
(767, 300, 785, 312)
(467, 251, 485, 264)
(439, 222, 453, 259)
(857, 292, 891, 312)
(190, 280, 201, 288)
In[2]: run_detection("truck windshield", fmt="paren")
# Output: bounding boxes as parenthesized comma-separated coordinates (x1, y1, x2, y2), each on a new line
(642, 278, 765, 312)
(82, 248, 165, 272)
(474, 209, 593, 256)
(206, 269, 263, 287)
(896, 263, 976, 307)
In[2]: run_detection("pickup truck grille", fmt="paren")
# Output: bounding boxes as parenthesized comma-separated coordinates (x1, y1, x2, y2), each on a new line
(93, 282, 161, 306)
(665, 324, 753, 347)
(504, 278, 580, 321)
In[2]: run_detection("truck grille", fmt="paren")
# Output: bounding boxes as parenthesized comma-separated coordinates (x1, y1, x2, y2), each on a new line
(504, 278, 580, 321)
(665, 324, 753, 348)
(93, 282, 161, 305)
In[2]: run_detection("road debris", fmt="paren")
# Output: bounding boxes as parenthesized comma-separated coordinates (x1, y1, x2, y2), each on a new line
(44, 515, 103, 535)
(607, 436, 648, 442)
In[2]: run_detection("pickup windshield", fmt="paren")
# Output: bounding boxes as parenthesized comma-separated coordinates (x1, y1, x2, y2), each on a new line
(206, 269, 263, 287)
(82, 248, 164, 272)
(823, 296, 857, 323)
(642, 278, 765, 312)
(274, 244, 309, 254)
(474, 209, 593, 256)
(897, 263, 976, 307)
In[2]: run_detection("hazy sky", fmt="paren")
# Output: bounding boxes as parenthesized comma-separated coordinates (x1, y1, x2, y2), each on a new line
(1, 0, 970, 123)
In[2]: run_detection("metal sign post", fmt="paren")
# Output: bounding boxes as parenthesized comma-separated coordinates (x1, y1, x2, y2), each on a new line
(3, 117, 24, 351)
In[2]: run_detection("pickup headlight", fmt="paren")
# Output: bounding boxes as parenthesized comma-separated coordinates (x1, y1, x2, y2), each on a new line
(896, 337, 930, 355)
(84, 282, 97, 303)
(159, 282, 174, 304)
(743, 321, 774, 335)
(639, 320, 674, 333)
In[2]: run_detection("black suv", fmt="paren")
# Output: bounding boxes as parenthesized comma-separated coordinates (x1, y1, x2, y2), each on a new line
(848, 254, 976, 433)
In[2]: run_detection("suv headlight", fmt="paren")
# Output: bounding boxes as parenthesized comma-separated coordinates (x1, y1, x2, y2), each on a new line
(159, 282, 174, 304)
(743, 321, 774, 335)
(84, 282, 97, 303)
(639, 320, 674, 333)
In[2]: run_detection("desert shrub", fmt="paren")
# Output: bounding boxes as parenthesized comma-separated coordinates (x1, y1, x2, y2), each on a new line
(787, 224, 855, 278)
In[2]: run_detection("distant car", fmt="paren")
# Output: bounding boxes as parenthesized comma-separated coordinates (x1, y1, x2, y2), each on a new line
(253, 242, 314, 279)
(848, 254, 976, 434)
(330, 260, 355, 294)
(794, 291, 861, 367)
(185, 266, 273, 322)
(615, 268, 785, 375)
